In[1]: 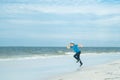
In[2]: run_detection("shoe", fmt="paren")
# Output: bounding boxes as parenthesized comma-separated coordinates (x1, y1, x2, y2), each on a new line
(80, 63, 83, 67)
(76, 59, 80, 63)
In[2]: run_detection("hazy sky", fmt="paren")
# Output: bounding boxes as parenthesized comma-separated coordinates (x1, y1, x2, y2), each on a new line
(0, 0, 120, 47)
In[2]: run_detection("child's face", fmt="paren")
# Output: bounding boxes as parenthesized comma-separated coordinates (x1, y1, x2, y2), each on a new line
(70, 43, 74, 46)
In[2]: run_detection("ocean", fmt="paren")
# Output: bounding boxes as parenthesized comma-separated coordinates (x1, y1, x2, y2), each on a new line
(0, 47, 120, 61)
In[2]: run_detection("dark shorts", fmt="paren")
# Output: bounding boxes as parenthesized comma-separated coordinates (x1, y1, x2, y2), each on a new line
(76, 51, 81, 54)
(74, 51, 81, 61)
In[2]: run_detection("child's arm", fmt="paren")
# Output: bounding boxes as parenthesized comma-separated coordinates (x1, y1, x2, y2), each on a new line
(78, 44, 83, 48)
(66, 44, 71, 49)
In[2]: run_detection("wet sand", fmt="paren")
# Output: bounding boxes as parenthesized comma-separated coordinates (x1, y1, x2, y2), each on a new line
(51, 60, 120, 80)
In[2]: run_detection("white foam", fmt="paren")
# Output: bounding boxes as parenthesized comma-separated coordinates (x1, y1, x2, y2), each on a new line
(0, 55, 68, 61)
(0, 52, 120, 61)
(65, 52, 74, 55)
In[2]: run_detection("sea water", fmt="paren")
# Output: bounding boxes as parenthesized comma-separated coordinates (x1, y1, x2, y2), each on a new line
(0, 47, 120, 60)
(0, 47, 120, 80)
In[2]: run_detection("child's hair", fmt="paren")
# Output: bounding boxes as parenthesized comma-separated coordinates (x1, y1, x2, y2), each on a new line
(70, 42, 74, 45)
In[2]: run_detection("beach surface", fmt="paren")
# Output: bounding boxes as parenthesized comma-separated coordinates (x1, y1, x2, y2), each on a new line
(0, 53, 120, 80)
(51, 60, 120, 80)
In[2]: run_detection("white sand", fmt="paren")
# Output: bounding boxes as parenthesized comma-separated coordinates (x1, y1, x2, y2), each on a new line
(1, 53, 120, 80)
(51, 60, 120, 80)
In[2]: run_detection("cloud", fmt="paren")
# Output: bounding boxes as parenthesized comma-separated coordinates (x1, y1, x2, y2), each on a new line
(38, 5, 120, 15)
(0, 0, 120, 46)
(1, 3, 120, 15)
(1, 0, 120, 16)
(5, 19, 68, 24)
(1, 0, 120, 5)
(1, 28, 119, 43)
(2, 14, 119, 27)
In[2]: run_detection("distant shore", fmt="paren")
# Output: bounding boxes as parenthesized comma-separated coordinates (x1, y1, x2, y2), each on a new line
(50, 59, 120, 80)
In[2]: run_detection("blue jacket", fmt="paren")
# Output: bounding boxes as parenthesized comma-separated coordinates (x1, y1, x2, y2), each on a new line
(71, 45, 80, 53)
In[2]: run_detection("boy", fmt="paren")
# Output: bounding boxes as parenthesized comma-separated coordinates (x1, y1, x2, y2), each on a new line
(67, 43, 83, 66)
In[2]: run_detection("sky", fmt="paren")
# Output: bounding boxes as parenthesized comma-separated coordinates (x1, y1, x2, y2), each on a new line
(0, 0, 120, 47)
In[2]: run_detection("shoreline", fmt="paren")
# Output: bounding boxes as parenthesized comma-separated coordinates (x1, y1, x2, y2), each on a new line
(50, 59, 120, 80)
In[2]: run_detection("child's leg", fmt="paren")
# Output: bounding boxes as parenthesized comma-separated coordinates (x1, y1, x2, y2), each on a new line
(79, 54, 83, 66)
(74, 53, 80, 61)
(73, 54, 78, 60)
(74, 54, 78, 61)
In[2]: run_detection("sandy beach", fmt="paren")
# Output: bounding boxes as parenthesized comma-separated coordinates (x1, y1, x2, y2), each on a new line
(0, 52, 120, 80)
(51, 60, 120, 80)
